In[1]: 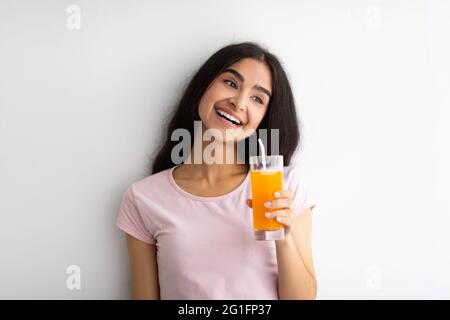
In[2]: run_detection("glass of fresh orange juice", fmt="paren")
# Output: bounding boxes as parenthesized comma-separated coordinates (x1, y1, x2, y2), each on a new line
(249, 155, 285, 240)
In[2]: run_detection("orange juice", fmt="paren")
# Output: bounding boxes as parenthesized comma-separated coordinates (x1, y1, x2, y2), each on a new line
(250, 170, 283, 231)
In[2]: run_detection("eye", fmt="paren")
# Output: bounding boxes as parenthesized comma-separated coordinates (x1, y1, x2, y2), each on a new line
(223, 79, 237, 89)
(252, 96, 264, 104)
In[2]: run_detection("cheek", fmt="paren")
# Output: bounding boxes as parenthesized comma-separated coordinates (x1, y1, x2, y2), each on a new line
(197, 93, 213, 119)
(198, 84, 222, 114)
(248, 108, 266, 127)
(204, 81, 224, 100)
(197, 99, 207, 117)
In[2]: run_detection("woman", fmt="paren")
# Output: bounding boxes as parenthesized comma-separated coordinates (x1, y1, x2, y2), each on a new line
(116, 42, 317, 300)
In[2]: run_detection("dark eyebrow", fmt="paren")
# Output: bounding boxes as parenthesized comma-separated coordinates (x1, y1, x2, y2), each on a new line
(223, 68, 272, 99)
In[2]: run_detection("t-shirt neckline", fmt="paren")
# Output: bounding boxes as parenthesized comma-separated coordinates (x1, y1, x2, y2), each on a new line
(168, 165, 250, 202)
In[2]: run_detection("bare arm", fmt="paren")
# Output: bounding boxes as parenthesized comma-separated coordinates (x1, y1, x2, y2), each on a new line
(125, 234, 160, 299)
(246, 198, 317, 300)
(275, 208, 317, 300)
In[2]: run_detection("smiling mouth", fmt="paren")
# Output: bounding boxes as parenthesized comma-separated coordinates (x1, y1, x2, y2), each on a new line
(214, 108, 243, 127)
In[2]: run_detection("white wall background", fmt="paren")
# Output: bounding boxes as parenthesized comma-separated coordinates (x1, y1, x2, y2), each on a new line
(0, 0, 449, 299)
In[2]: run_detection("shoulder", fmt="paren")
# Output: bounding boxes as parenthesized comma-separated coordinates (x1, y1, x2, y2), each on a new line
(284, 164, 297, 174)
(283, 164, 302, 183)
(283, 163, 317, 213)
(128, 167, 174, 200)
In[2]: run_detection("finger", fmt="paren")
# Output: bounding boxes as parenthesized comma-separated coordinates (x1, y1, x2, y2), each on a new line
(264, 198, 293, 210)
(275, 215, 293, 226)
(265, 209, 290, 219)
(273, 189, 294, 199)
(246, 199, 252, 208)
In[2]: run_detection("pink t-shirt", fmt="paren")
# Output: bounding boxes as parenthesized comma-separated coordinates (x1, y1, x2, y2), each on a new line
(116, 164, 316, 300)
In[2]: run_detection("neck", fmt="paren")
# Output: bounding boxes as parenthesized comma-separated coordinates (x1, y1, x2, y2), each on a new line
(180, 123, 249, 183)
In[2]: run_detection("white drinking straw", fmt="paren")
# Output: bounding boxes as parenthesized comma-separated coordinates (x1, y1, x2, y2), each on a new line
(257, 138, 267, 171)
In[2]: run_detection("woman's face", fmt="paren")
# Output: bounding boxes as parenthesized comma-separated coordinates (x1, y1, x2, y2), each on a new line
(198, 58, 272, 142)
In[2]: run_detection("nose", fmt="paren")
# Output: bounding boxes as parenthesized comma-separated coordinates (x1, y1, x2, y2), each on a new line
(230, 96, 246, 111)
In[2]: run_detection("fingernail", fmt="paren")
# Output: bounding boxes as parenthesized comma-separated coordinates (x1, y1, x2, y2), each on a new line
(265, 212, 274, 218)
(276, 217, 286, 223)
(264, 201, 272, 207)
(274, 191, 281, 197)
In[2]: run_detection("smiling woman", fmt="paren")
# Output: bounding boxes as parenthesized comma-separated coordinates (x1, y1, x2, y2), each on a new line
(116, 41, 317, 300)
(152, 41, 301, 170)
(198, 57, 273, 141)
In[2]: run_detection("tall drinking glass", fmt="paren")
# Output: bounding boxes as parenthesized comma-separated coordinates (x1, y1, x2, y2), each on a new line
(249, 155, 285, 240)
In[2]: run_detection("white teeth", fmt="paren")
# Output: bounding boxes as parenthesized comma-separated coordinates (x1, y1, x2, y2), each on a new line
(216, 109, 241, 125)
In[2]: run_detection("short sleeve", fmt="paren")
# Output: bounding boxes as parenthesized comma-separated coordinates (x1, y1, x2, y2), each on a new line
(116, 185, 155, 244)
(285, 165, 317, 216)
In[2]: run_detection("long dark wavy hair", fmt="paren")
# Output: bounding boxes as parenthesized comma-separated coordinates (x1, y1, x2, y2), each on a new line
(150, 41, 301, 175)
